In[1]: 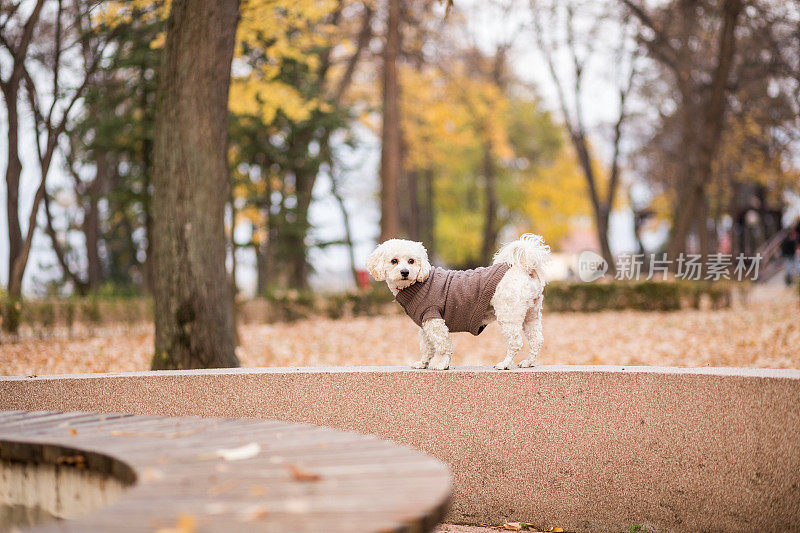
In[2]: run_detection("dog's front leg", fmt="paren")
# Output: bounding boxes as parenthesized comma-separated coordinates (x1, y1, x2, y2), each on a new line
(422, 318, 453, 370)
(411, 327, 435, 369)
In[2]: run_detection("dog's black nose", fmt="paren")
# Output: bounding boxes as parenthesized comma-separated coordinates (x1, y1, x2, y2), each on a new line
(400, 269, 410, 278)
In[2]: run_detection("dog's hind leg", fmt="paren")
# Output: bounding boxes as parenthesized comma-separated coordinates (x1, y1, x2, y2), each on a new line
(495, 318, 525, 370)
(411, 327, 435, 369)
(519, 300, 543, 368)
(491, 268, 535, 370)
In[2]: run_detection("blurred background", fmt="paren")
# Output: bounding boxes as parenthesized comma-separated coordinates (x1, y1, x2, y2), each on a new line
(1, 0, 799, 373)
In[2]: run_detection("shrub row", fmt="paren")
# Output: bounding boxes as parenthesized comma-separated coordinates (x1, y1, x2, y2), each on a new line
(0, 296, 152, 337)
(0, 280, 734, 337)
(238, 285, 396, 323)
(543, 280, 733, 312)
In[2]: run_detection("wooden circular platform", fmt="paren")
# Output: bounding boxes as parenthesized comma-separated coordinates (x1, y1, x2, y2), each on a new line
(0, 410, 451, 532)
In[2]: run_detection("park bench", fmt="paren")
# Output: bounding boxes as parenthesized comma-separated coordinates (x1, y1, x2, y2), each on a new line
(0, 410, 450, 532)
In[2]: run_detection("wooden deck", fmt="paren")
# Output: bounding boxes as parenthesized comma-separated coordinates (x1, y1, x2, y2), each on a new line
(0, 410, 451, 532)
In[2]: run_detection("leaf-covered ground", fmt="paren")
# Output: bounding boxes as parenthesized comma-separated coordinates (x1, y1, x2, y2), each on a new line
(2, 287, 798, 376)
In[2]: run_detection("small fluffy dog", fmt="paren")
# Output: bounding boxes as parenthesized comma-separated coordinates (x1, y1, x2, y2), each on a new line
(367, 234, 550, 370)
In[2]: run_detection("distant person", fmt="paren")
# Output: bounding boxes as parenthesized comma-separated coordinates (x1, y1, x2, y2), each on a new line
(780, 228, 800, 286)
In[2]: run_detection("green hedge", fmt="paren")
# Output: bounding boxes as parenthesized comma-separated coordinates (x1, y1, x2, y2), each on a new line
(238, 285, 396, 323)
(1, 280, 735, 336)
(0, 295, 152, 336)
(544, 280, 733, 312)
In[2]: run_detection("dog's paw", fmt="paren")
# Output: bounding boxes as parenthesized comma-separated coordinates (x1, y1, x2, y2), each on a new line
(429, 361, 450, 370)
(411, 360, 429, 369)
(494, 361, 512, 370)
(518, 359, 536, 368)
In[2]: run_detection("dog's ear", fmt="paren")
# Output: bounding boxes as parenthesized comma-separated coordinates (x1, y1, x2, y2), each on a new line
(416, 243, 431, 282)
(366, 244, 386, 281)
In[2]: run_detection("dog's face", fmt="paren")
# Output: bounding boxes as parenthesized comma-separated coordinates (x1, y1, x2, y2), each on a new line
(366, 239, 431, 290)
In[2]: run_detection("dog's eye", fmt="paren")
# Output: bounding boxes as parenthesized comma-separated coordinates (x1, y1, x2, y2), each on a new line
(391, 258, 398, 265)
(408, 259, 415, 264)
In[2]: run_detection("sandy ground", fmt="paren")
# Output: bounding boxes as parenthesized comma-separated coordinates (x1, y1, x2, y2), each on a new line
(1, 286, 797, 377)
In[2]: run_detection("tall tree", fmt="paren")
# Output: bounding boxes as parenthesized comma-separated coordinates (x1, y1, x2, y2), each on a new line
(67, 2, 166, 293)
(531, 0, 638, 272)
(379, 0, 402, 242)
(622, 0, 744, 259)
(1, 0, 114, 330)
(229, 0, 374, 290)
(150, 0, 239, 369)
(1, 0, 44, 308)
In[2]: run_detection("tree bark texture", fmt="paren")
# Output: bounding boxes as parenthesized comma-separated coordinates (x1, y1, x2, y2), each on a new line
(480, 142, 498, 265)
(84, 152, 106, 288)
(1, 0, 44, 305)
(150, 0, 240, 369)
(379, 0, 402, 242)
(662, 0, 743, 259)
(4, 85, 24, 299)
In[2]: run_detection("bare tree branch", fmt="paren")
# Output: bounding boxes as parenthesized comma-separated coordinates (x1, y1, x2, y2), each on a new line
(3, 0, 45, 85)
(43, 191, 90, 294)
(620, 0, 680, 73)
(332, 2, 373, 104)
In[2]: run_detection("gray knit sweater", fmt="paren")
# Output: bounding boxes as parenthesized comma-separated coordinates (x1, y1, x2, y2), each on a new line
(395, 263, 511, 335)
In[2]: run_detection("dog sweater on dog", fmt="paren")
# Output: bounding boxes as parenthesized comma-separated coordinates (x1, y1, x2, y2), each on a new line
(395, 263, 511, 336)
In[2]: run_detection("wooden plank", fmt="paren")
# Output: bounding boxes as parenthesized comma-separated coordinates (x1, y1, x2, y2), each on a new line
(0, 410, 451, 532)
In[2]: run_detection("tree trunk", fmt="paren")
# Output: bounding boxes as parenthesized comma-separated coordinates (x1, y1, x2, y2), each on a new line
(667, 0, 742, 260)
(379, 0, 402, 242)
(256, 243, 268, 296)
(85, 152, 106, 288)
(286, 165, 315, 290)
(3, 86, 23, 301)
(480, 142, 498, 265)
(1, 0, 45, 307)
(1, 94, 23, 334)
(570, 132, 616, 273)
(330, 167, 359, 287)
(8, 133, 58, 301)
(422, 168, 435, 257)
(402, 168, 420, 241)
(141, 63, 155, 294)
(150, 0, 240, 370)
(43, 192, 90, 295)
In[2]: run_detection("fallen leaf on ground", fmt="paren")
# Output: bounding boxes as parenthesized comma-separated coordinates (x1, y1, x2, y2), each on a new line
(215, 442, 261, 461)
(239, 504, 269, 521)
(249, 485, 267, 496)
(207, 479, 238, 496)
(287, 463, 321, 481)
(502, 522, 541, 531)
(141, 467, 165, 481)
(2, 287, 797, 375)
(155, 514, 197, 533)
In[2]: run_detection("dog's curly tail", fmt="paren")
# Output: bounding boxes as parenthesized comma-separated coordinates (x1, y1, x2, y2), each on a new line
(492, 233, 551, 282)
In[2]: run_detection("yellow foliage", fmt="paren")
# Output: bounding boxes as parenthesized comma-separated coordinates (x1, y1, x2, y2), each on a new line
(400, 65, 482, 171)
(711, 114, 799, 212)
(522, 147, 592, 247)
(92, 0, 170, 29)
(230, 0, 356, 123)
(230, 78, 319, 123)
(149, 32, 166, 49)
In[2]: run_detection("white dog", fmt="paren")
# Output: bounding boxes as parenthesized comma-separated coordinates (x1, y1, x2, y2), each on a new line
(366, 234, 550, 370)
